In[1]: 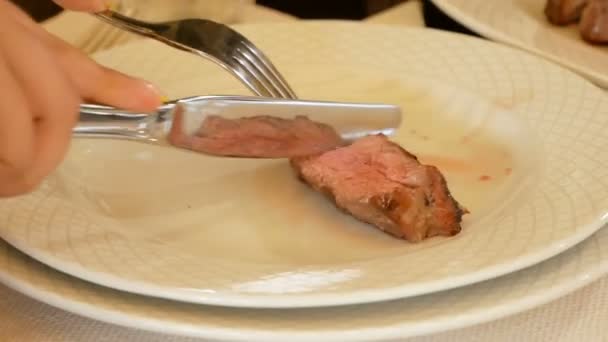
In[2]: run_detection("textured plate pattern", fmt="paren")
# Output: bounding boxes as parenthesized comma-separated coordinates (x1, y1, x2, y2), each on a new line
(0, 228, 605, 341)
(0, 22, 606, 308)
(432, 0, 608, 88)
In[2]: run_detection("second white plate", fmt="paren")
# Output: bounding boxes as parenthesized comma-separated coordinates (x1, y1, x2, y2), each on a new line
(0, 228, 606, 341)
(432, 0, 608, 88)
(0, 22, 607, 308)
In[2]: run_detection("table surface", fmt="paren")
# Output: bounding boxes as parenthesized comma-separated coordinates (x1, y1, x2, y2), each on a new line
(2, 2, 607, 341)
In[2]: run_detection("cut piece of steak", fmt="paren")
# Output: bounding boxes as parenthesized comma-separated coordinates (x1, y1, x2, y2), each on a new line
(580, 0, 608, 43)
(545, 0, 589, 25)
(179, 115, 344, 158)
(290, 134, 468, 242)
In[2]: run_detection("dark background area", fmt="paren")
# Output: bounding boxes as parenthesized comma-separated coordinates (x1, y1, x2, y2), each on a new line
(256, 0, 406, 19)
(9, 0, 477, 37)
(11, 0, 407, 21)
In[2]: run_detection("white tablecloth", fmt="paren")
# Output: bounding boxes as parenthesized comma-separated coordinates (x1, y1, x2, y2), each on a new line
(2, 2, 606, 341)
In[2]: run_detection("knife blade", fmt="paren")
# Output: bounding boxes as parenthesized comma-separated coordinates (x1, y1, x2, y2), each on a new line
(75, 96, 403, 158)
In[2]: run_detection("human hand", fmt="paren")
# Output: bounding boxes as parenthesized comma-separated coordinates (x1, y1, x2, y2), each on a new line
(0, 0, 162, 197)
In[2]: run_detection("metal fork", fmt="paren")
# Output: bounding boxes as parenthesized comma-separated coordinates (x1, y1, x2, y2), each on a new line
(82, 4, 136, 54)
(94, 10, 297, 99)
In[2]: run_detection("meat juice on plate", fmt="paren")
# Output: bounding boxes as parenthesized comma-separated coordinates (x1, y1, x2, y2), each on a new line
(291, 69, 537, 214)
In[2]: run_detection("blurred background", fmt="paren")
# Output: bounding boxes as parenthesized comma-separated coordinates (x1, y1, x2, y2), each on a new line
(11, 0, 407, 21)
(10, 0, 472, 36)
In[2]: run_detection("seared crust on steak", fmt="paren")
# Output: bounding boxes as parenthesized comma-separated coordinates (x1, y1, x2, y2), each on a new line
(290, 134, 468, 242)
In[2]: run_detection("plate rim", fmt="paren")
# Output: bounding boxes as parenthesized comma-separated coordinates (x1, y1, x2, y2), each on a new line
(4, 208, 607, 309)
(1, 21, 607, 309)
(430, 0, 608, 88)
(0, 230, 606, 341)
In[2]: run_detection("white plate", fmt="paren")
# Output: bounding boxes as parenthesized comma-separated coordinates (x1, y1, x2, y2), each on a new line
(0, 22, 607, 308)
(431, 0, 608, 88)
(0, 227, 606, 341)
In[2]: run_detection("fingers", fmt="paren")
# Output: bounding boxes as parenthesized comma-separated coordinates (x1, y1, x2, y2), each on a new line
(0, 57, 36, 196)
(5, 0, 163, 111)
(60, 54, 164, 111)
(52, 0, 107, 12)
(56, 44, 163, 111)
(12, 24, 163, 112)
(30, 22, 163, 111)
(0, 1, 164, 197)
(83, 65, 164, 111)
(1, 0, 38, 27)
(0, 15, 79, 196)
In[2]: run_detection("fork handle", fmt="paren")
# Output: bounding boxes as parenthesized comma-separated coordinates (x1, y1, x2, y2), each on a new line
(95, 10, 167, 38)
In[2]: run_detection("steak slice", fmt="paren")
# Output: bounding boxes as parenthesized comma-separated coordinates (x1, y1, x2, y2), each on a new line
(175, 115, 344, 158)
(290, 134, 468, 242)
(580, 0, 608, 43)
(545, 0, 589, 25)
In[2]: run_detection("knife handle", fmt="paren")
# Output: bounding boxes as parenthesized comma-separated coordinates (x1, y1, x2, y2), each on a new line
(74, 105, 155, 141)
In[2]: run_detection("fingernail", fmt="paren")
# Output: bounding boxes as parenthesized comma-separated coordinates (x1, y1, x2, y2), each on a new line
(143, 82, 167, 101)
(105, 1, 118, 11)
(143, 81, 160, 93)
(87, 0, 110, 12)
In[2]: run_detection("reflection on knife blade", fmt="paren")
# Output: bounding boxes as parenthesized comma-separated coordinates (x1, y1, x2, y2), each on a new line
(168, 113, 346, 158)
(163, 96, 401, 158)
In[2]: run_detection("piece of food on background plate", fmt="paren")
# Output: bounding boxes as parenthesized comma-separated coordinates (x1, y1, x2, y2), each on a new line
(544, 0, 608, 44)
(545, 0, 589, 25)
(291, 134, 468, 243)
(580, 0, 608, 43)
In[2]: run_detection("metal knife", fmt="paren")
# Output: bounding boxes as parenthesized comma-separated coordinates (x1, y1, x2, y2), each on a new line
(75, 95, 402, 158)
